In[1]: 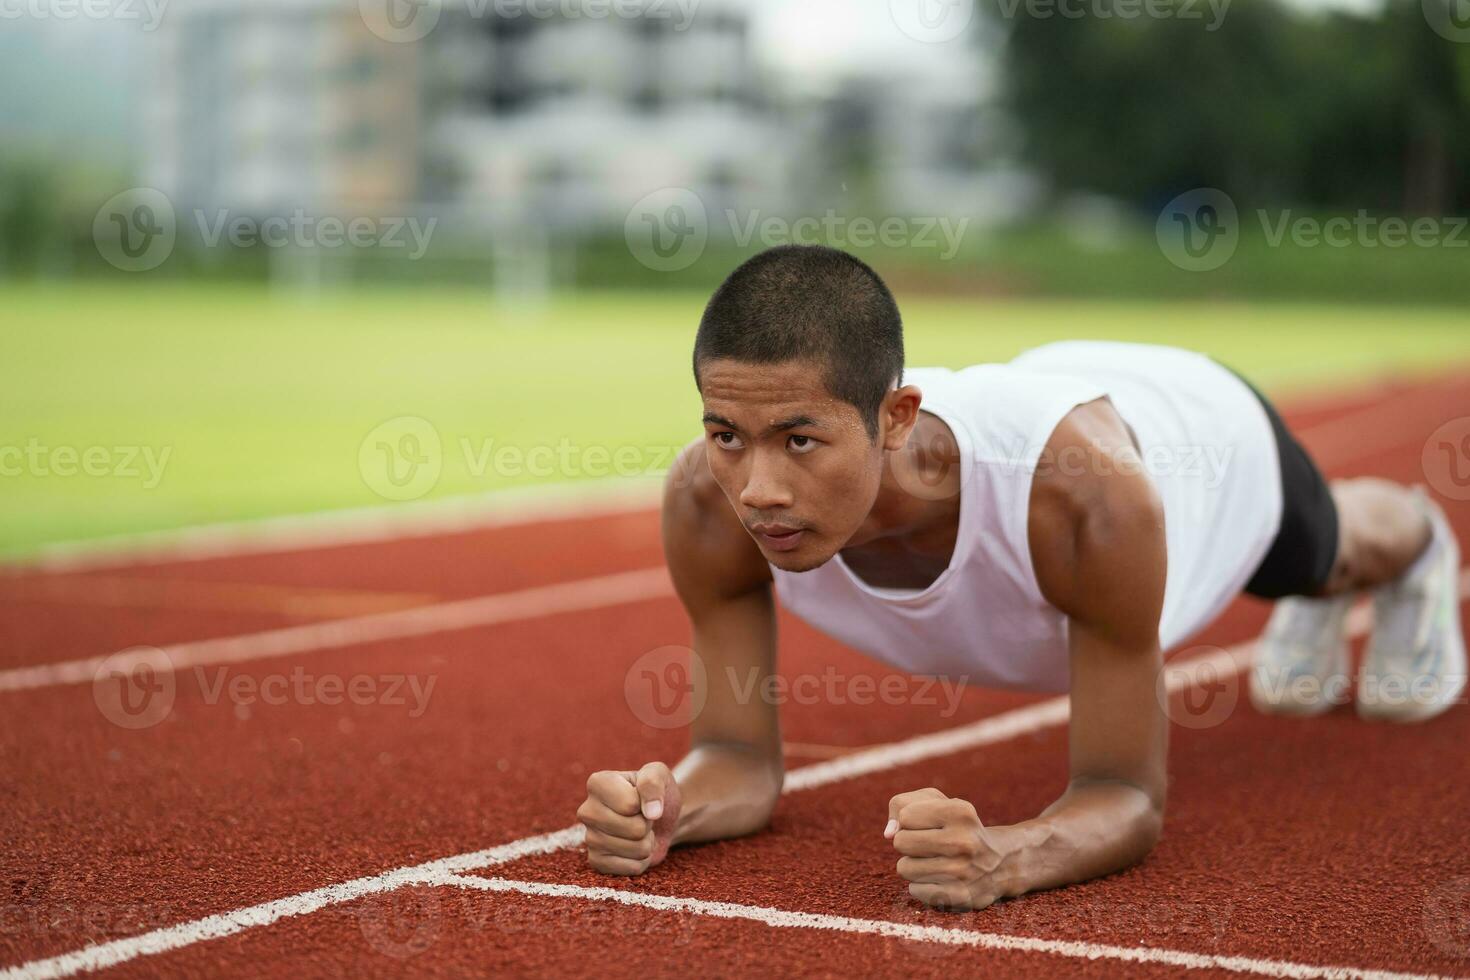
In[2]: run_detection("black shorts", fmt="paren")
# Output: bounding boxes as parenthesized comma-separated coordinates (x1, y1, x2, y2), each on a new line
(1227, 368, 1340, 599)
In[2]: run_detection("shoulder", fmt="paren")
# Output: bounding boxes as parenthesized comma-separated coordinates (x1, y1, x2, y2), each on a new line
(1026, 399, 1165, 637)
(661, 438, 772, 610)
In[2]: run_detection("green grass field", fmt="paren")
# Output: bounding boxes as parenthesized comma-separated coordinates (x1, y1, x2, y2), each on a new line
(2, 281, 1467, 557)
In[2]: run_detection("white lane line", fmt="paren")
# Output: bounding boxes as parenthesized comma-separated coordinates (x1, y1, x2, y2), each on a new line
(0, 567, 672, 693)
(0, 827, 585, 980)
(15, 571, 1467, 980)
(442, 873, 1463, 980)
(0, 476, 664, 573)
(1, 375, 1457, 697)
(9, 573, 1467, 978)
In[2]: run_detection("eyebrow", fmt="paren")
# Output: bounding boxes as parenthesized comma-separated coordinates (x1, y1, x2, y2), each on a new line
(702, 412, 823, 434)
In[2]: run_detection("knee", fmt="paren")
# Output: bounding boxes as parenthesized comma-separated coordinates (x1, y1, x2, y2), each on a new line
(1327, 479, 1430, 589)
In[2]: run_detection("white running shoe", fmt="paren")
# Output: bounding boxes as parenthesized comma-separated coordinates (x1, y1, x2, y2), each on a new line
(1357, 491, 1466, 722)
(1250, 592, 1355, 716)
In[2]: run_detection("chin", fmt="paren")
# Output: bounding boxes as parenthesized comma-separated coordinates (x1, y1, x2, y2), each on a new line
(766, 546, 835, 574)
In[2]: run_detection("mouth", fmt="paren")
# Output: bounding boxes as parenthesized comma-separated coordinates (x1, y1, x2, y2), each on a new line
(751, 523, 807, 553)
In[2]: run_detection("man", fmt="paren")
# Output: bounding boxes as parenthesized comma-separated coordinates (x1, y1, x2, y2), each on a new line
(575, 245, 1464, 909)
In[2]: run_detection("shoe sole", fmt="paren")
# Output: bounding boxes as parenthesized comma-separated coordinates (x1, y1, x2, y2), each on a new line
(1248, 641, 1352, 717)
(1356, 626, 1466, 723)
(1357, 500, 1465, 723)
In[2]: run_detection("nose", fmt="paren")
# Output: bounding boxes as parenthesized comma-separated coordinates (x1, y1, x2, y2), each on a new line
(739, 450, 794, 511)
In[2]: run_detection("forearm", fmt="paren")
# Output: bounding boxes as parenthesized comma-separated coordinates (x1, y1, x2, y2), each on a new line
(670, 742, 783, 846)
(991, 780, 1163, 898)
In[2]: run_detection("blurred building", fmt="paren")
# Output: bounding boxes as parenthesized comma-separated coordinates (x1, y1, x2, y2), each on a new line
(429, 0, 790, 230)
(146, 0, 424, 216)
(145, 0, 792, 230)
(784, 47, 1036, 228)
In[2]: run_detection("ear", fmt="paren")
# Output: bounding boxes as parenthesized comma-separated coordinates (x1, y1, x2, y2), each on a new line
(879, 385, 924, 451)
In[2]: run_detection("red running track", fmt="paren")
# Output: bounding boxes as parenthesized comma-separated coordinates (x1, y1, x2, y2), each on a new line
(1, 372, 1469, 978)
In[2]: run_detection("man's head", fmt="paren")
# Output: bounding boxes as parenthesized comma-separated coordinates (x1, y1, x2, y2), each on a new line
(692, 245, 922, 571)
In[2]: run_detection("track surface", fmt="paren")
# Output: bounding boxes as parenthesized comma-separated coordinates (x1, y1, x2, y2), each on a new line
(2, 372, 1469, 978)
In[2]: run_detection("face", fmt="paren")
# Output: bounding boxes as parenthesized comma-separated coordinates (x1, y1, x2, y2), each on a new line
(698, 358, 919, 572)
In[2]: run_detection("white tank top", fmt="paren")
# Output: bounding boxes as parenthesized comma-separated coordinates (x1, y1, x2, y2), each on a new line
(768, 340, 1283, 693)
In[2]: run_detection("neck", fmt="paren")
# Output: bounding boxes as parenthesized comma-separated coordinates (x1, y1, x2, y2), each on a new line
(843, 411, 962, 553)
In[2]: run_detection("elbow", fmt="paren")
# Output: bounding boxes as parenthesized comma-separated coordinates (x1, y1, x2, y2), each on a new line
(755, 757, 785, 823)
(1126, 789, 1166, 866)
(1077, 776, 1165, 865)
(1137, 802, 1164, 855)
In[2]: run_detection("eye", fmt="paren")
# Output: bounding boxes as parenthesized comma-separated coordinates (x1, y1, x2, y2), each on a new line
(712, 431, 744, 451)
(788, 434, 818, 454)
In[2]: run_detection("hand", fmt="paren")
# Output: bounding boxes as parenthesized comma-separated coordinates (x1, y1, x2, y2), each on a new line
(885, 787, 1009, 911)
(578, 761, 683, 876)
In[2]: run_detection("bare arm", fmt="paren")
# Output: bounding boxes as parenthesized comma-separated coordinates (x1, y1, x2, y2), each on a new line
(578, 440, 782, 875)
(889, 399, 1168, 908)
(998, 398, 1169, 892)
(662, 439, 784, 845)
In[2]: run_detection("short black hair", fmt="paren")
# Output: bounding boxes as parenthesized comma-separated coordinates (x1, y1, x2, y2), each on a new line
(692, 245, 904, 440)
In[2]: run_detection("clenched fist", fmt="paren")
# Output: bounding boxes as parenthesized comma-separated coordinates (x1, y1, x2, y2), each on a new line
(578, 761, 683, 876)
(885, 787, 1009, 911)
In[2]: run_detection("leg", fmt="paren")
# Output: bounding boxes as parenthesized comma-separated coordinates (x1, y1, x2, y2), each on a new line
(1316, 478, 1432, 596)
(1235, 367, 1464, 720)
